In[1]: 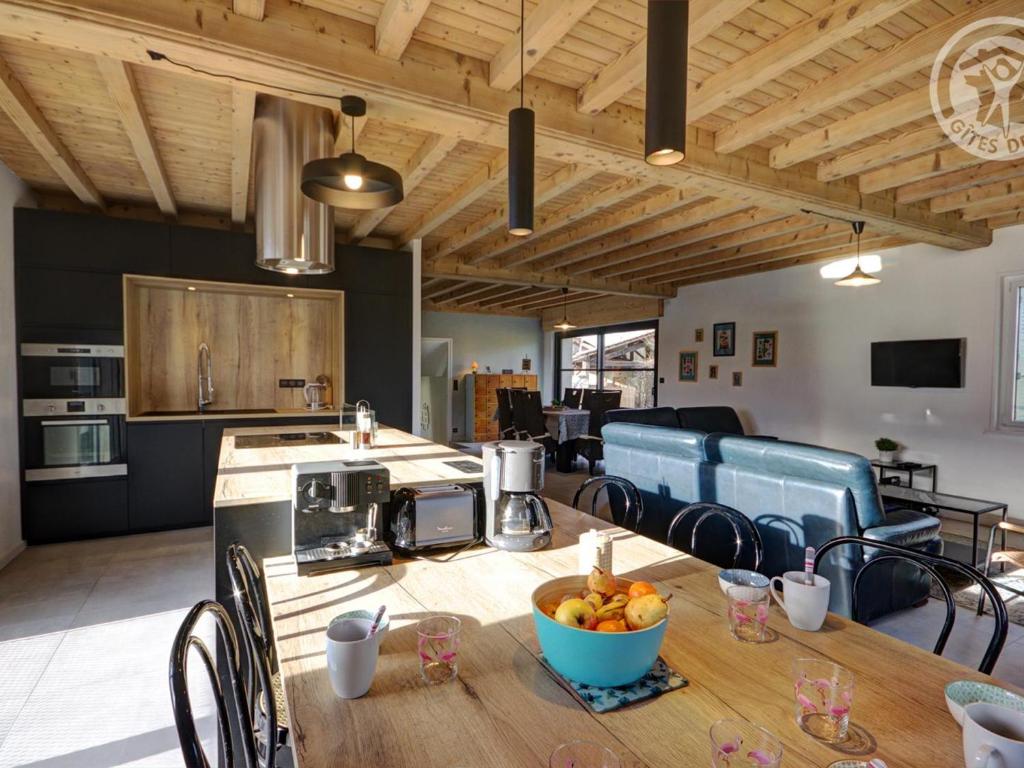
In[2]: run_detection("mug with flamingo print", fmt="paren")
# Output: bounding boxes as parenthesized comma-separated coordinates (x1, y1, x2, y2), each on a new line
(726, 585, 771, 643)
(793, 658, 855, 743)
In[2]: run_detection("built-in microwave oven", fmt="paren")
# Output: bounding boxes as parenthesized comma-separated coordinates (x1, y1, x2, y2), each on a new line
(20, 343, 124, 399)
(22, 398, 127, 482)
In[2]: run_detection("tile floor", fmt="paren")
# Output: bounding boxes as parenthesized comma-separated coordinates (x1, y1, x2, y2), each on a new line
(0, 471, 1021, 767)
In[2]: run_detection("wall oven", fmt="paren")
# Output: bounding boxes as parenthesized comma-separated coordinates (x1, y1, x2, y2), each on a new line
(23, 398, 127, 481)
(21, 343, 124, 399)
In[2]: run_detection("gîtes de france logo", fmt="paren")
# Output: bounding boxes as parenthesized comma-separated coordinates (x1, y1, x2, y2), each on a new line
(931, 16, 1024, 161)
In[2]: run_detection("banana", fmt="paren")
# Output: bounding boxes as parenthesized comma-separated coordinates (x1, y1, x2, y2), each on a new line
(583, 592, 604, 612)
(595, 594, 629, 621)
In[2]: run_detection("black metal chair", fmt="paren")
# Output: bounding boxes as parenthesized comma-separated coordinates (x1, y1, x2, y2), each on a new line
(666, 502, 764, 571)
(562, 387, 583, 409)
(510, 390, 555, 457)
(572, 476, 644, 533)
(226, 544, 287, 766)
(170, 600, 259, 768)
(815, 536, 1008, 674)
(576, 390, 624, 475)
(494, 388, 517, 440)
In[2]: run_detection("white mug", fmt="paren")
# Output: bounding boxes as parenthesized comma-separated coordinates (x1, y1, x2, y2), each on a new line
(963, 702, 1024, 767)
(325, 610, 389, 699)
(769, 571, 830, 631)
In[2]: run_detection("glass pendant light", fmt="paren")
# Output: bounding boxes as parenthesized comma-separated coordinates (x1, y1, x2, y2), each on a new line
(553, 288, 577, 331)
(508, 0, 534, 236)
(835, 221, 881, 287)
(644, 0, 689, 165)
(301, 96, 404, 210)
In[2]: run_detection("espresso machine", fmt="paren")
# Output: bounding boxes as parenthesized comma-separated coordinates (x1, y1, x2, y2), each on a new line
(482, 440, 553, 552)
(292, 459, 392, 575)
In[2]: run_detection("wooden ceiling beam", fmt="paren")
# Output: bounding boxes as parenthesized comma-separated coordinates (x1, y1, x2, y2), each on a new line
(576, 0, 757, 115)
(435, 282, 519, 306)
(3, 0, 987, 250)
(690, 0, 917, 124)
(513, 291, 596, 312)
(714, 0, 1022, 154)
(816, 125, 950, 183)
(421, 299, 536, 317)
(375, 0, 431, 60)
(452, 284, 529, 307)
(859, 145, 979, 195)
(350, 133, 459, 242)
(426, 164, 599, 262)
(988, 211, 1024, 229)
(898, 158, 1024, 205)
(932, 176, 1024, 215)
(0, 54, 103, 209)
(230, 89, 256, 225)
(96, 57, 176, 216)
(460, 177, 646, 266)
(423, 261, 675, 299)
(232, 0, 265, 21)
(398, 153, 508, 246)
(489, 0, 598, 91)
(960, 192, 1024, 222)
(471, 286, 538, 308)
(422, 278, 465, 300)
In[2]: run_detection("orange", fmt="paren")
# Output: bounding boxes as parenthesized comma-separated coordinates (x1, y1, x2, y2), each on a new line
(595, 619, 627, 633)
(628, 581, 658, 599)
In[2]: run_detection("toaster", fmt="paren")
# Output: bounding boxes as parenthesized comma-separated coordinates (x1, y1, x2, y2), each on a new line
(389, 483, 480, 552)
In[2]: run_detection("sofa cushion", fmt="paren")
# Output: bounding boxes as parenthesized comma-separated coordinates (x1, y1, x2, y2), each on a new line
(863, 508, 942, 549)
(676, 406, 744, 435)
(603, 407, 680, 429)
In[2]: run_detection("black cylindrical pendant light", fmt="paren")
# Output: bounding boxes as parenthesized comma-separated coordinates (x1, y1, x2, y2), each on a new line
(508, 0, 534, 236)
(644, 0, 689, 165)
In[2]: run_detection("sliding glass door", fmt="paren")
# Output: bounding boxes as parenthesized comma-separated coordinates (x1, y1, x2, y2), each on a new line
(556, 321, 658, 408)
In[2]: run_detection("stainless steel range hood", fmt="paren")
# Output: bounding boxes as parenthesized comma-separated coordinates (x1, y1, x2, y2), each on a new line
(254, 96, 335, 274)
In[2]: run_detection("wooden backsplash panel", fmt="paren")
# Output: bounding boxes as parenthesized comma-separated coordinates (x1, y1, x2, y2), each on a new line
(125, 276, 343, 414)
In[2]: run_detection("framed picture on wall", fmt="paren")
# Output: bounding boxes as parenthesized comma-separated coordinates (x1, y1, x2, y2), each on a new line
(732, 371, 743, 387)
(709, 364, 718, 380)
(713, 322, 736, 357)
(752, 331, 778, 367)
(695, 328, 704, 343)
(679, 351, 699, 382)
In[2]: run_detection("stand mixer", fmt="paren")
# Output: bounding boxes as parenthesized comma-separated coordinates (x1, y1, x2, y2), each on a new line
(482, 440, 553, 552)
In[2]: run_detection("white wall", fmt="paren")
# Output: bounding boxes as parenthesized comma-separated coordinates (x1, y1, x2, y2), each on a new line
(0, 164, 32, 568)
(658, 226, 1024, 521)
(421, 310, 543, 440)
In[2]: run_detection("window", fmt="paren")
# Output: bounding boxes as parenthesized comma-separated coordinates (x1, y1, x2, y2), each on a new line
(555, 321, 658, 408)
(997, 274, 1024, 430)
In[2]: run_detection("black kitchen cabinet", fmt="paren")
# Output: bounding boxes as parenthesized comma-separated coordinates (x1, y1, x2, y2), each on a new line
(346, 291, 413, 431)
(16, 267, 126, 331)
(23, 478, 128, 544)
(170, 225, 310, 289)
(127, 422, 206, 531)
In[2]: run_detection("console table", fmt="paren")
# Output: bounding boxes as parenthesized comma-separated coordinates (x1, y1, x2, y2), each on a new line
(879, 485, 1008, 567)
(871, 460, 937, 492)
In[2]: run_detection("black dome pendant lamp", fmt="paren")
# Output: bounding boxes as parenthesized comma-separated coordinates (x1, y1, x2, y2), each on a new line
(508, 0, 534, 236)
(644, 0, 689, 165)
(301, 95, 404, 210)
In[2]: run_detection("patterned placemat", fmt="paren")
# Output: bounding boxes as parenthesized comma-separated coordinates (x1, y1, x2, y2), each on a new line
(538, 656, 688, 713)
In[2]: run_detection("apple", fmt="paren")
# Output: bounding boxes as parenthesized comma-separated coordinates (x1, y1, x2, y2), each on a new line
(554, 598, 597, 629)
(624, 594, 668, 630)
(586, 566, 617, 597)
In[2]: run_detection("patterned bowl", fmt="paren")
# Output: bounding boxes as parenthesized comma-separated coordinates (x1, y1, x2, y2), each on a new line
(718, 568, 770, 595)
(945, 680, 1024, 725)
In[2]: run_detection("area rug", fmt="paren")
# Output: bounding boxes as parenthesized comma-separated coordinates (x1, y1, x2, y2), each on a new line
(928, 533, 1024, 626)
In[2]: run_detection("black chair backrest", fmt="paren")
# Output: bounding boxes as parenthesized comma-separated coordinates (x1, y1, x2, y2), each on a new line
(562, 388, 583, 408)
(226, 544, 279, 767)
(666, 502, 764, 571)
(676, 406, 744, 435)
(603, 407, 680, 429)
(170, 600, 258, 768)
(584, 391, 623, 438)
(572, 476, 645, 533)
(495, 388, 516, 439)
(815, 536, 1008, 674)
(511, 390, 548, 439)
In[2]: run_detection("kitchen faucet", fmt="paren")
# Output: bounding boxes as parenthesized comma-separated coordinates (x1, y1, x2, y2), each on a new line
(197, 342, 214, 410)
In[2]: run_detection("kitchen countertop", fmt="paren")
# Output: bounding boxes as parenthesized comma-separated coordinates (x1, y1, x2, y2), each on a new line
(213, 423, 484, 508)
(127, 407, 342, 423)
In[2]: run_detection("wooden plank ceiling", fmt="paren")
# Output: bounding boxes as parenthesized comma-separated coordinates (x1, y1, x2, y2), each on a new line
(0, 0, 1017, 319)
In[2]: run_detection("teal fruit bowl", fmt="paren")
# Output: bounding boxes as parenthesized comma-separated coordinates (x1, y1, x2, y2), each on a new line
(531, 575, 668, 688)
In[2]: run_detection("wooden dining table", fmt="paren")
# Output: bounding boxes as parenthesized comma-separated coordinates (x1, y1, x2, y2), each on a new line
(541, 407, 589, 472)
(262, 499, 1015, 767)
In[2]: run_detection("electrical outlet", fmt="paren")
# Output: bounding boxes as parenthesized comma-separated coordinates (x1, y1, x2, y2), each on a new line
(279, 379, 306, 388)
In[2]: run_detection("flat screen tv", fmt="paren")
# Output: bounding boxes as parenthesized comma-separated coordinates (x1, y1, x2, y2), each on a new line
(870, 338, 965, 388)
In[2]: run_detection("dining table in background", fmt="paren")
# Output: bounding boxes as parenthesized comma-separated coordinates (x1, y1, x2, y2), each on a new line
(543, 406, 589, 473)
(262, 499, 1010, 768)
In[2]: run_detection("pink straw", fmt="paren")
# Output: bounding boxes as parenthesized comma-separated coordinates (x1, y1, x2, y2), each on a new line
(804, 546, 815, 586)
(366, 605, 387, 638)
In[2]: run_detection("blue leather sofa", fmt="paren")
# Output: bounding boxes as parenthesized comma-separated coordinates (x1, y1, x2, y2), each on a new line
(604, 406, 746, 435)
(602, 423, 942, 620)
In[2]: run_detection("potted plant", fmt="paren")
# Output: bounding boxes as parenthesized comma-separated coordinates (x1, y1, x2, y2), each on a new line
(875, 437, 899, 463)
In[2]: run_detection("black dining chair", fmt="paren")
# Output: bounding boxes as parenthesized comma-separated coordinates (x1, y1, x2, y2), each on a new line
(562, 388, 583, 409)
(815, 536, 1008, 674)
(494, 388, 518, 440)
(666, 502, 764, 570)
(572, 476, 644, 533)
(170, 599, 259, 768)
(575, 390, 623, 475)
(510, 390, 556, 457)
(226, 544, 287, 766)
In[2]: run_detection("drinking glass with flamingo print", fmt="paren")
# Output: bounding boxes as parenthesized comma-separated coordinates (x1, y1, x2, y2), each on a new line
(793, 658, 855, 743)
(726, 585, 771, 643)
(416, 615, 461, 684)
(710, 719, 783, 768)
